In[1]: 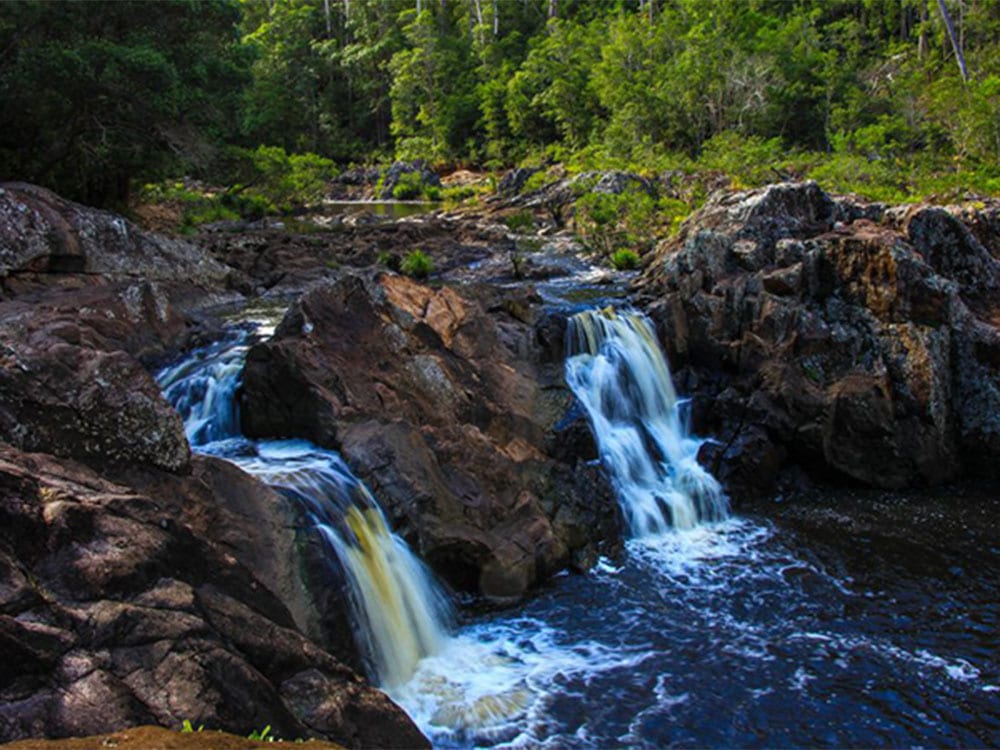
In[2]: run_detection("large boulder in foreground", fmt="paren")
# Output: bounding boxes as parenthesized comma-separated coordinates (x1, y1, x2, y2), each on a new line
(639, 182, 1000, 495)
(0, 443, 427, 748)
(0, 281, 206, 474)
(241, 272, 621, 599)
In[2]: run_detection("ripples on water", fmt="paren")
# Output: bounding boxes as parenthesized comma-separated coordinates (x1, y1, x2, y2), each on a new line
(392, 516, 1000, 748)
(157, 314, 1000, 748)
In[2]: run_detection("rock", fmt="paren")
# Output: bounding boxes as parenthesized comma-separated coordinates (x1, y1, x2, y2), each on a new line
(640, 183, 1000, 496)
(0, 444, 427, 748)
(0, 183, 229, 291)
(0, 328, 191, 474)
(195, 214, 493, 298)
(377, 161, 441, 200)
(0, 278, 220, 474)
(571, 170, 656, 197)
(241, 272, 622, 600)
(497, 167, 540, 196)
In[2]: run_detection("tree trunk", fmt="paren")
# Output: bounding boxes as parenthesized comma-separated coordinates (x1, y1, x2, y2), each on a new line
(936, 0, 970, 81)
(919, 0, 929, 59)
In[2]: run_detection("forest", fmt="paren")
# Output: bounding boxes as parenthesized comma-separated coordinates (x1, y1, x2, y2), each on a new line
(3, 2, 1000, 748)
(1, 0, 999, 209)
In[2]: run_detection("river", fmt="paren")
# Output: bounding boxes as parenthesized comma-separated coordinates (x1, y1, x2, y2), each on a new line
(156, 308, 1000, 749)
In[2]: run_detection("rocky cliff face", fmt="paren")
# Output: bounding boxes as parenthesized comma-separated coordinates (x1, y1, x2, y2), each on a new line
(638, 182, 1000, 496)
(240, 272, 622, 600)
(0, 185, 427, 747)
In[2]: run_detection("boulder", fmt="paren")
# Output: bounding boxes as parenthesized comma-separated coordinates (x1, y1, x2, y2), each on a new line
(0, 444, 427, 748)
(0, 280, 219, 474)
(640, 183, 1000, 496)
(0, 183, 229, 292)
(241, 272, 621, 599)
(497, 167, 540, 196)
(377, 161, 441, 200)
(0, 332, 190, 473)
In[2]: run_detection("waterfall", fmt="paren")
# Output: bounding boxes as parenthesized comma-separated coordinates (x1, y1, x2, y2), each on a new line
(565, 308, 727, 535)
(156, 327, 452, 688)
(158, 334, 246, 445)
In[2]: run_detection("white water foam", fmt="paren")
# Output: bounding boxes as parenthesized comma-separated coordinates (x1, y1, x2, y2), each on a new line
(157, 332, 452, 689)
(565, 308, 727, 534)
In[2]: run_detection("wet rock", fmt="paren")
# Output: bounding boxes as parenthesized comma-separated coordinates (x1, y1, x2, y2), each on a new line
(641, 183, 1000, 496)
(0, 444, 426, 748)
(241, 272, 622, 600)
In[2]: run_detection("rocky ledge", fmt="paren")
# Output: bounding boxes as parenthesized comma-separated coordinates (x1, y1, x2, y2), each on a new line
(638, 181, 1000, 496)
(240, 271, 621, 600)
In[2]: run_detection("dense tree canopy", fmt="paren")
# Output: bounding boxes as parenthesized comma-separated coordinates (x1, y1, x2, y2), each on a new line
(1, 0, 998, 205)
(0, 0, 248, 205)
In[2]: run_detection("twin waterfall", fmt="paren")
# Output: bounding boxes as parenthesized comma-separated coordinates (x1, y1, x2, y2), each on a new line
(156, 306, 723, 692)
(565, 308, 728, 535)
(156, 329, 451, 689)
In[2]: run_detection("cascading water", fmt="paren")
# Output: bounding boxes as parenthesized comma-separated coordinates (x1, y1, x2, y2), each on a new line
(156, 322, 451, 688)
(565, 307, 728, 534)
(154, 309, 999, 749)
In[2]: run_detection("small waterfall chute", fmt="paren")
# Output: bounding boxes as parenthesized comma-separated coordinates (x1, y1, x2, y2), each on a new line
(156, 329, 452, 688)
(565, 308, 727, 535)
(244, 441, 453, 689)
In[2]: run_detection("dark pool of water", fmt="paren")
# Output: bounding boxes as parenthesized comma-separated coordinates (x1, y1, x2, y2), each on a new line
(393, 504, 1000, 748)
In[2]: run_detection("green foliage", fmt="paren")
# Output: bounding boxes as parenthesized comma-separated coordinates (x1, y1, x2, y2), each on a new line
(139, 182, 240, 229)
(377, 251, 401, 271)
(400, 249, 433, 279)
(180, 720, 204, 734)
(0, 0, 249, 206)
(609, 249, 641, 271)
(391, 171, 423, 200)
(389, 171, 441, 201)
(5, 0, 1000, 206)
(504, 211, 535, 234)
(440, 185, 478, 204)
(697, 133, 788, 189)
(575, 187, 661, 257)
(247, 725, 272, 742)
(224, 145, 337, 212)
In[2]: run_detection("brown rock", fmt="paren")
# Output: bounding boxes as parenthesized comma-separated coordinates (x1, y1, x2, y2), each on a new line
(0, 183, 228, 291)
(2, 725, 346, 749)
(0, 444, 427, 748)
(241, 271, 621, 600)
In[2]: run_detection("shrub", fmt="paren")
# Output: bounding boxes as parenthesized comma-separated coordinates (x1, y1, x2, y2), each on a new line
(391, 171, 424, 200)
(401, 249, 433, 279)
(574, 187, 658, 256)
(504, 210, 535, 233)
(441, 185, 477, 205)
(377, 251, 401, 271)
(609, 248, 641, 270)
(696, 133, 787, 188)
(223, 145, 337, 212)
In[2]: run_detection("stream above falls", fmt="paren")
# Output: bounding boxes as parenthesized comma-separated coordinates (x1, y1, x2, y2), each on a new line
(156, 309, 1000, 749)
